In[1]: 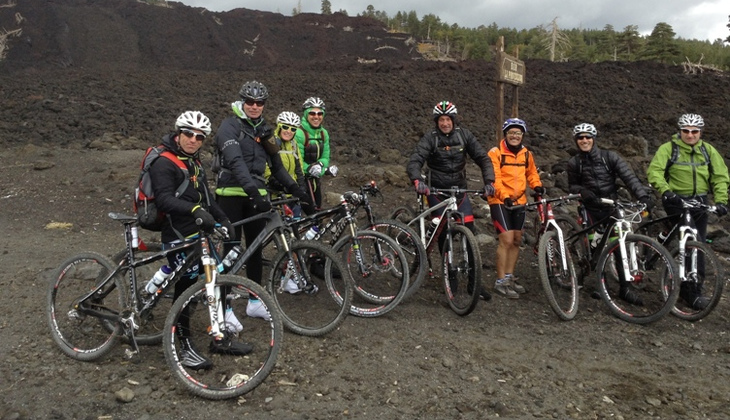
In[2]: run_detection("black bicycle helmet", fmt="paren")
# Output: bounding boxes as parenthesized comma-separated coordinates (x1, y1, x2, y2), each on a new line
(238, 80, 269, 101)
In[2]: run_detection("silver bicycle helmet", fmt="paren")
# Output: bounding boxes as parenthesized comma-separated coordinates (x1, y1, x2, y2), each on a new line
(277, 111, 301, 127)
(573, 123, 597, 137)
(678, 113, 704, 128)
(433, 101, 457, 117)
(175, 110, 211, 136)
(302, 97, 326, 110)
(238, 80, 269, 101)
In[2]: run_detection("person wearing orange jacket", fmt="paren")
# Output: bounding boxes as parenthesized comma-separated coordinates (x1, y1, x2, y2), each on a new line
(487, 118, 544, 299)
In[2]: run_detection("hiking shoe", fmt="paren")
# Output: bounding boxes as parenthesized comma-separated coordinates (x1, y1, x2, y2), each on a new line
(224, 309, 243, 334)
(210, 335, 253, 356)
(479, 288, 492, 301)
(246, 299, 271, 320)
(494, 280, 519, 299)
(179, 338, 212, 370)
(284, 278, 302, 294)
(619, 288, 643, 306)
(507, 276, 526, 294)
(680, 282, 708, 310)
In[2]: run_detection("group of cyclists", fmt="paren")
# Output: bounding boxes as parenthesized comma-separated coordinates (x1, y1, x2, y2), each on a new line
(148, 79, 729, 369)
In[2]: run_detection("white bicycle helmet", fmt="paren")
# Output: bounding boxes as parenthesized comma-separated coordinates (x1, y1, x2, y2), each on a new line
(678, 113, 704, 128)
(433, 101, 457, 118)
(573, 123, 597, 137)
(175, 110, 211, 136)
(277, 111, 301, 127)
(238, 80, 269, 101)
(302, 97, 326, 110)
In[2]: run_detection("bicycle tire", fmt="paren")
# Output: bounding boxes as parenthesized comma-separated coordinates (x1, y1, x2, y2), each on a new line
(47, 252, 124, 361)
(368, 218, 428, 301)
(554, 215, 589, 283)
(268, 240, 353, 336)
(110, 243, 171, 346)
(669, 241, 725, 321)
(538, 230, 579, 320)
(596, 234, 680, 324)
(442, 225, 481, 316)
(332, 229, 410, 318)
(162, 275, 283, 400)
(390, 206, 416, 226)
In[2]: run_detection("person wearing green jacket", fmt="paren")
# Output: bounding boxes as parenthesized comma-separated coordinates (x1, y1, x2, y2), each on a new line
(646, 113, 729, 309)
(294, 97, 338, 209)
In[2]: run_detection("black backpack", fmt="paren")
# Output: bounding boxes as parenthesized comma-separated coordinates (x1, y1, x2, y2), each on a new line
(134, 145, 190, 231)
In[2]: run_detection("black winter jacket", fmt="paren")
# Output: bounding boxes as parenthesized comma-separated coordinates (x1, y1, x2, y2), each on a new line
(406, 126, 495, 189)
(149, 134, 228, 243)
(214, 116, 298, 197)
(567, 146, 650, 209)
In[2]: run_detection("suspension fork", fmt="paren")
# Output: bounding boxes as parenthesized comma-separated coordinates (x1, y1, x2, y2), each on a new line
(201, 239, 224, 340)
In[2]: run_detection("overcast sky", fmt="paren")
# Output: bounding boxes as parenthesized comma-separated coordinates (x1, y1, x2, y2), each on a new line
(176, 0, 728, 42)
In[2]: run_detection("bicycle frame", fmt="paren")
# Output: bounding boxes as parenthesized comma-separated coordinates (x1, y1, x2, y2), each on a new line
(530, 194, 581, 273)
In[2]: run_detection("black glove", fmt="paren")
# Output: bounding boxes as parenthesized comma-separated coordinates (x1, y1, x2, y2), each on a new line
(192, 207, 216, 232)
(662, 190, 683, 207)
(414, 180, 430, 196)
(220, 219, 235, 240)
(293, 188, 316, 215)
(252, 195, 272, 213)
(580, 188, 598, 205)
(716, 203, 728, 216)
(503, 197, 514, 207)
(482, 184, 495, 199)
(639, 196, 654, 212)
(534, 186, 546, 195)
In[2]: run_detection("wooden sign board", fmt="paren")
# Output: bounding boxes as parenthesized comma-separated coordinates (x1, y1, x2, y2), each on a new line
(497, 52, 525, 86)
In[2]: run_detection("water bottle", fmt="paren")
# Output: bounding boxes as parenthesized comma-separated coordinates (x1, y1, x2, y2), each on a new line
(658, 231, 669, 242)
(221, 245, 242, 270)
(131, 226, 139, 249)
(145, 265, 172, 294)
(427, 217, 441, 236)
(304, 225, 320, 240)
(590, 231, 603, 248)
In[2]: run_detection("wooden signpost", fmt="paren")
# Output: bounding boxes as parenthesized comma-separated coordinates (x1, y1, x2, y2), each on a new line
(495, 36, 526, 142)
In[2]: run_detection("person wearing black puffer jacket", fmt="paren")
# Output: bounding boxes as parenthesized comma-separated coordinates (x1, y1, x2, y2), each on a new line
(566, 122, 653, 305)
(214, 81, 314, 320)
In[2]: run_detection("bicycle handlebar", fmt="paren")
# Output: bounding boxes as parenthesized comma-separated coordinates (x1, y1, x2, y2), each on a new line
(505, 193, 581, 210)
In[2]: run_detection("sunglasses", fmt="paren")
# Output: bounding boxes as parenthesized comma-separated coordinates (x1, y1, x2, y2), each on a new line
(244, 99, 266, 107)
(308, 111, 324, 116)
(280, 125, 298, 132)
(576, 135, 594, 140)
(681, 128, 701, 134)
(506, 131, 523, 136)
(180, 128, 206, 141)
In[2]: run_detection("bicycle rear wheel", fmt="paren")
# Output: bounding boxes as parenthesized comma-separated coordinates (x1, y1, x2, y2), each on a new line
(333, 230, 409, 317)
(596, 234, 680, 324)
(110, 243, 171, 346)
(670, 241, 725, 321)
(442, 225, 481, 316)
(368, 218, 427, 301)
(538, 230, 579, 320)
(268, 240, 352, 336)
(47, 252, 124, 361)
(163, 275, 282, 400)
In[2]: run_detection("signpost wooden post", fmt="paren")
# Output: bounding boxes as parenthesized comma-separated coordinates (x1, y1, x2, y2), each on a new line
(494, 37, 526, 142)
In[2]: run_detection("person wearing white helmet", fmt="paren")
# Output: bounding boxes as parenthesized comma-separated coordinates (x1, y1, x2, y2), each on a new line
(647, 113, 729, 310)
(149, 111, 249, 369)
(265, 111, 306, 218)
(294, 96, 337, 208)
(567, 122, 653, 305)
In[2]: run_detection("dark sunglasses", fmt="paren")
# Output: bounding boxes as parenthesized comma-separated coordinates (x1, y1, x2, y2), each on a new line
(575, 135, 594, 140)
(308, 111, 324, 116)
(280, 125, 298, 132)
(180, 128, 206, 141)
(244, 99, 266, 107)
(681, 128, 701, 134)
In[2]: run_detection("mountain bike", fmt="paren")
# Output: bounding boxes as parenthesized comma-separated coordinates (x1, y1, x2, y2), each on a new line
(517, 192, 582, 320)
(281, 190, 410, 318)
(560, 198, 681, 324)
(390, 187, 483, 316)
(47, 213, 283, 400)
(223, 197, 354, 336)
(635, 198, 725, 321)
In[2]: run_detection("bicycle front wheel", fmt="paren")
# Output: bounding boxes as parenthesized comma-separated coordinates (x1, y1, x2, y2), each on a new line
(596, 234, 680, 324)
(268, 240, 353, 336)
(333, 230, 410, 318)
(671, 240, 725, 321)
(368, 218, 428, 301)
(47, 252, 124, 361)
(442, 225, 482, 316)
(538, 230, 579, 320)
(163, 275, 283, 400)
